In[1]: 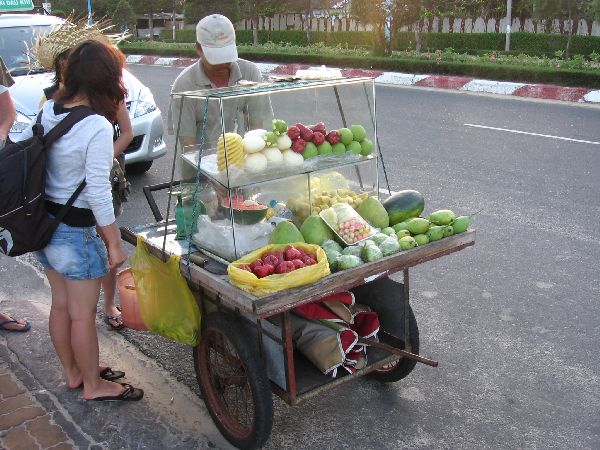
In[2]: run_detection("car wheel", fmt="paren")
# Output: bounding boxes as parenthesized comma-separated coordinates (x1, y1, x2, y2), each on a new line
(126, 160, 153, 175)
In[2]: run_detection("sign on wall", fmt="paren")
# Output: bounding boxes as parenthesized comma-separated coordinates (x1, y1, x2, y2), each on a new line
(0, 0, 34, 11)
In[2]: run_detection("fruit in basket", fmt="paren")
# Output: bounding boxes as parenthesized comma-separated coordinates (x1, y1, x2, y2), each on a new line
(399, 236, 418, 250)
(300, 216, 334, 245)
(317, 141, 332, 155)
(291, 138, 307, 153)
(269, 221, 305, 245)
(332, 142, 346, 154)
(262, 253, 280, 267)
(426, 225, 445, 242)
(249, 259, 263, 271)
(310, 122, 327, 134)
(312, 131, 326, 146)
(382, 190, 425, 226)
(284, 245, 303, 261)
(291, 259, 305, 269)
(217, 133, 244, 171)
(238, 264, 252, 272)
(282, 150, 304, 167)
(301, 254, 317, 266)
(287, 126, 301, 140)
(357, 196, 389, 229)
(452, 215, 470, 234)
(242, 133, 266, 154)
(360, 138, 374, 156)
(406, 217, 430, 235)
(303, 142, 318, 159)
(429, 209, 456, 226)
(338, 128, 354, 145)
(350, 124, 367, 142)
(254, 264, 274, 278)
(275, 260, 296, 274)
(347, 141, 362, 154)
(326, 130, 341, 145)
(221, 196, 269, 224)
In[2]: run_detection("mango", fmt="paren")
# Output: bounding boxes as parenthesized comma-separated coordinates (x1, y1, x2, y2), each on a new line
(413, 234, 429, 245)
(392, 221, 409, 232)
(406, 217, 430, 235)
(429, 209, 456, 226)
(452, 215, 470, 234)
(382, 227, 396, 236)
(443, 225, 454, 238)
(426, 225, 445, 241)
(399, 236, 417, 250)
(396, 229, 411, 239)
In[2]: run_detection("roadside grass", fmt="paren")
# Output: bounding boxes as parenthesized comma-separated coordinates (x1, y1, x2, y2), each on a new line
(119, 40, 600, 88)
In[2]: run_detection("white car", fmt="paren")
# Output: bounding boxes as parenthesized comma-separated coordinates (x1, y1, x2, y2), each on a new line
(2, 13, 166, 174)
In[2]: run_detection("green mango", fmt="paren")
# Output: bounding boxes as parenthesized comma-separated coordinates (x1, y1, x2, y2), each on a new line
(426, 225, 445, 241)
(443, 225, 454, 237)
(399, 236, 417, 250)
(452, 216, 470, 234)
(392, 221, 409, 232)
(382, 227, 396, 236)
(413, 234, 429, 246)
(406, 217, 430, 235)
(396, 229, 411, 239)
(429, 209, 456, 226)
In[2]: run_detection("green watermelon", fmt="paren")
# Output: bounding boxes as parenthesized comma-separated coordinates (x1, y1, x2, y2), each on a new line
(382, 190, 425, 226)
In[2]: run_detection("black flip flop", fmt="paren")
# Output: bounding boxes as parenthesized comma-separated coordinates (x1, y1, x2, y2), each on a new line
(100, 367, 125, 381)
(0, 317, 31, 332)
(89, 383, 144, 402)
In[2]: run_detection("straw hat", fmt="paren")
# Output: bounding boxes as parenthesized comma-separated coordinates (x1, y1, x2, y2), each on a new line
(31, 16, 126, 71)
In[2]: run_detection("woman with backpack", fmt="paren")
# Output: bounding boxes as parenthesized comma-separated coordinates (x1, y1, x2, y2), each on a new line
(16, 40, 143, 401)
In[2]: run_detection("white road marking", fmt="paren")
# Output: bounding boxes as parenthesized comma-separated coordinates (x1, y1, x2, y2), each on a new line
(465, 123, 600, 145)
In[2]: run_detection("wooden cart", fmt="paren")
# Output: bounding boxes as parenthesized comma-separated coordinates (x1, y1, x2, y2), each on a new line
(121, 219, 475, 449)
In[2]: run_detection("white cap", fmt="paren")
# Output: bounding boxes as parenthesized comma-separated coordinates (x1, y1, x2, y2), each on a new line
(196, 14, 238, 65)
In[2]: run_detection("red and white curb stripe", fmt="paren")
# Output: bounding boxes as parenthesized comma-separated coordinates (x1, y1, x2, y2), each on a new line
(126, 55, 600, 104)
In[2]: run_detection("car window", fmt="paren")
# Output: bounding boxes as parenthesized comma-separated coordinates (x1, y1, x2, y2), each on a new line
(0, 25, 56, 75)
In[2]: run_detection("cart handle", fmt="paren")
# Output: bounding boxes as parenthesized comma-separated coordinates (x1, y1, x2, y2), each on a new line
(358, 337, 439, 367)
(142, 180, 187, 222)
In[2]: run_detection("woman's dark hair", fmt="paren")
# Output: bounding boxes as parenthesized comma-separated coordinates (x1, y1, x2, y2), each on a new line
(57, 40, 127, 122)
(51, 50, 69, 86)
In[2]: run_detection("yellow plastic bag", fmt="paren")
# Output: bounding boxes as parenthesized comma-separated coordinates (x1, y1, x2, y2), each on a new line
(130, 236, 200, 345)
(227, 243, 330, 297)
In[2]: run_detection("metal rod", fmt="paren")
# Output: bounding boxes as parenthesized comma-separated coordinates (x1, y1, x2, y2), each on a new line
(404, 268, 410, 351)
(333, 85, 364, 190)
(358, 337, 438, 367)
(282, 312, 297, 402)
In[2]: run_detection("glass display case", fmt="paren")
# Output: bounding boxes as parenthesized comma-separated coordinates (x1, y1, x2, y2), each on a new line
(170, 77, 379, 262)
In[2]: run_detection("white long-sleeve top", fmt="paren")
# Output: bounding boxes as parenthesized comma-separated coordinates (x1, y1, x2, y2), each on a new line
(18, 100, 115, 226)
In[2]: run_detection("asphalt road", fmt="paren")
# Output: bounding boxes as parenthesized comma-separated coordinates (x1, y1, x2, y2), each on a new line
(5, 64, 600, 449)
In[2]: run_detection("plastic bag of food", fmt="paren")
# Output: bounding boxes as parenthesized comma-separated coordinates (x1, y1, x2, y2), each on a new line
(130, 236, 200, 345)
(342, 245, 363, 258)
(321, 239, 343, 254)
(361, 241, 383, 262)
(228, 243, 330, 296)
(337, 254, 363, 270)
(324, 248, 342, 271)
(320, 203, 375, 245)
(379, 236, 401, 257)
(370, 233, 389, 246)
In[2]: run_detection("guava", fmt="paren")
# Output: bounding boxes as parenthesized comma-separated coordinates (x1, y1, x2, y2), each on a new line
(442, 225, 454, 237)
(347, 141, 362, 154)
(317, 141, 333, 155)
(303, 142, 318, 159)
(332, 143, 346, 154)
(360, 138, 373, 156)
(399, 236, 417, 250)
(350, 124, 366, 142)
(382, 227, 395, 236)
(392, 221, 409, 232)
(338, 128, 354, 145)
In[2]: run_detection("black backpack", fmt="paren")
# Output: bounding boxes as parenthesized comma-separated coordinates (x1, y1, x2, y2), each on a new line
(0, 107, 95, 256)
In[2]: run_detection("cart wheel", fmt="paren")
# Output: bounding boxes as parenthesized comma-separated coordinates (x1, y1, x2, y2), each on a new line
(193, 313, 273, 449)
(370, 305, 420, 383)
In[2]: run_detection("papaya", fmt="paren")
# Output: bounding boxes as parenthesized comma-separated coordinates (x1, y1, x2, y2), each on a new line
(452, 216, 470, 234)
(429, 209, 456, 226)
(382, 190, 425, 226)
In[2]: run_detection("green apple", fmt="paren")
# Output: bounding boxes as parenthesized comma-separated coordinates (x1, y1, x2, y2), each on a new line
(338, 128, 353, 145)
(350, 124, 366, 141)
(360, 138, 373, 156)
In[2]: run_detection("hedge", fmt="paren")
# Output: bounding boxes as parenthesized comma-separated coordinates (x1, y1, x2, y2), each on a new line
(396, 31, 600, 56)
(120, 42, 600, 88)
(160, 28, 373, 48)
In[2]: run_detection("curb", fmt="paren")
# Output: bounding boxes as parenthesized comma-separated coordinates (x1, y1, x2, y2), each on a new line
(126, 54, 600, 104)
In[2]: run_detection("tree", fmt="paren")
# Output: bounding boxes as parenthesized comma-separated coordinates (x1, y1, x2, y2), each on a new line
(531, 0, 595, 57)
(132, 0, 173, 39)
(111, 0, 137, 33)
(183, 0, 240, 26)
(350, 0, 387, 54)
(239, 0, 286, 45)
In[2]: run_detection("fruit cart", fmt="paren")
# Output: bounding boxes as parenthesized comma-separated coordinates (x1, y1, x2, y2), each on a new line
(120, 77, 476, 449)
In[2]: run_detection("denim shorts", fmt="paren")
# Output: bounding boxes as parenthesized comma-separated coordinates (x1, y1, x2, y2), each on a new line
(36, 222, 109, 280)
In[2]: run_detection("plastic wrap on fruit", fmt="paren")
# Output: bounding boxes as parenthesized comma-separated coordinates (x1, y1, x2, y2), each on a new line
(337, 254, 362, 270)
(379, 236, 401, 257)
(361, 241, 383, 262)
(325, 249, 341, 271)
(370, 233, 389, 246)
(342, 245, 363, 258)
(321, 239, 343, 253)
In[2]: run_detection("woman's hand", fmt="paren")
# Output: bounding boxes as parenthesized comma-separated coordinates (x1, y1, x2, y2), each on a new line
(107, 242, 127, 269)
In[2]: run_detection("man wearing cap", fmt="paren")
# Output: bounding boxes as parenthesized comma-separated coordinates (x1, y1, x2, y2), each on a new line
(169, 14, 272, 180)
